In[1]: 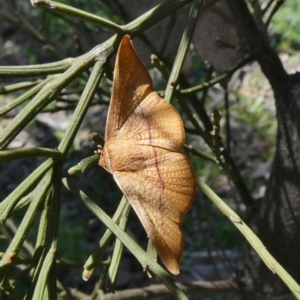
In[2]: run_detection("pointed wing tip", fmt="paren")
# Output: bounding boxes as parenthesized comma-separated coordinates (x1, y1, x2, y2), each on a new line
(166, 262, 180, 275)
(117, 34, 139, 67)
(122, 34, 131, 41)
(160, 253, 181, 275)
(120, 34, 132, 48)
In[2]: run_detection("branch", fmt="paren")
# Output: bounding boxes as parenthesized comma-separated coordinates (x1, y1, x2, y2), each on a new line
(225, 0, 287, 89)
(198, 179, 300, 299)
(180, 56, 254, 95)
(104, 279, 238, 300)
(30, 0, 123, 33)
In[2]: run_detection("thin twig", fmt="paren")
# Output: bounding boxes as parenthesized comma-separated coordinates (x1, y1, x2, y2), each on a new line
(104, 278, 238, 299)
(265, 0, 284, 29)
(198, 179, 300, 299)
(180, 56, 254, 95)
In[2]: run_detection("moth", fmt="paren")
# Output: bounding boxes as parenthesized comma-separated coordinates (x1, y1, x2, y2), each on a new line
(99, 35, 196, 275)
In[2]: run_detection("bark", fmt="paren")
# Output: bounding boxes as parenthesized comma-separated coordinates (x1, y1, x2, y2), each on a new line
(255, 72, 300, 294)
(226, 0, 300, 297)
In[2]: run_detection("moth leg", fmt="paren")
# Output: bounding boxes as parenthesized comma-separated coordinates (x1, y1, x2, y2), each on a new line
(94, 146, 102, 155)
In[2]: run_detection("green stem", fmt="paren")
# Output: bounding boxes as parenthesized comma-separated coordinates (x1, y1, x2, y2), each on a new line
(0, 77, 55, 116)
(124, 0, 191, 35)
(0, 159, 53, 228)
(0, 58, 75, 78)
(198, 179, 300, 300)
(37, 164, 62, 300)
(28, 189, 53, 291)
(63, 178, 188, 300)
(83, 196, 130, 281)
(184, 144, 217, 163)
(13, 194, 33, 212)
(180, 56, 254, 95)
(106, 199, 131, 291)
(57, 48, 113, 155)
(0, 148, 62, 162)
(164, 0, 203, 101)
(0, 80, 41, 94)
(0, 37, 115, 150)
(178, 94, 255, 209)
(31, 0, 123, 33)
(68, 154, 99, 175)
(0, 171, 53, 285)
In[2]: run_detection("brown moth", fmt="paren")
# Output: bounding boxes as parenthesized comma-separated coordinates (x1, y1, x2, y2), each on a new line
(99, 35, 196, 275)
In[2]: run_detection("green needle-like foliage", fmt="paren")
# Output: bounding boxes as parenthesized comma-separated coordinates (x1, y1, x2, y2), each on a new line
(1, 0, 299, 299)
